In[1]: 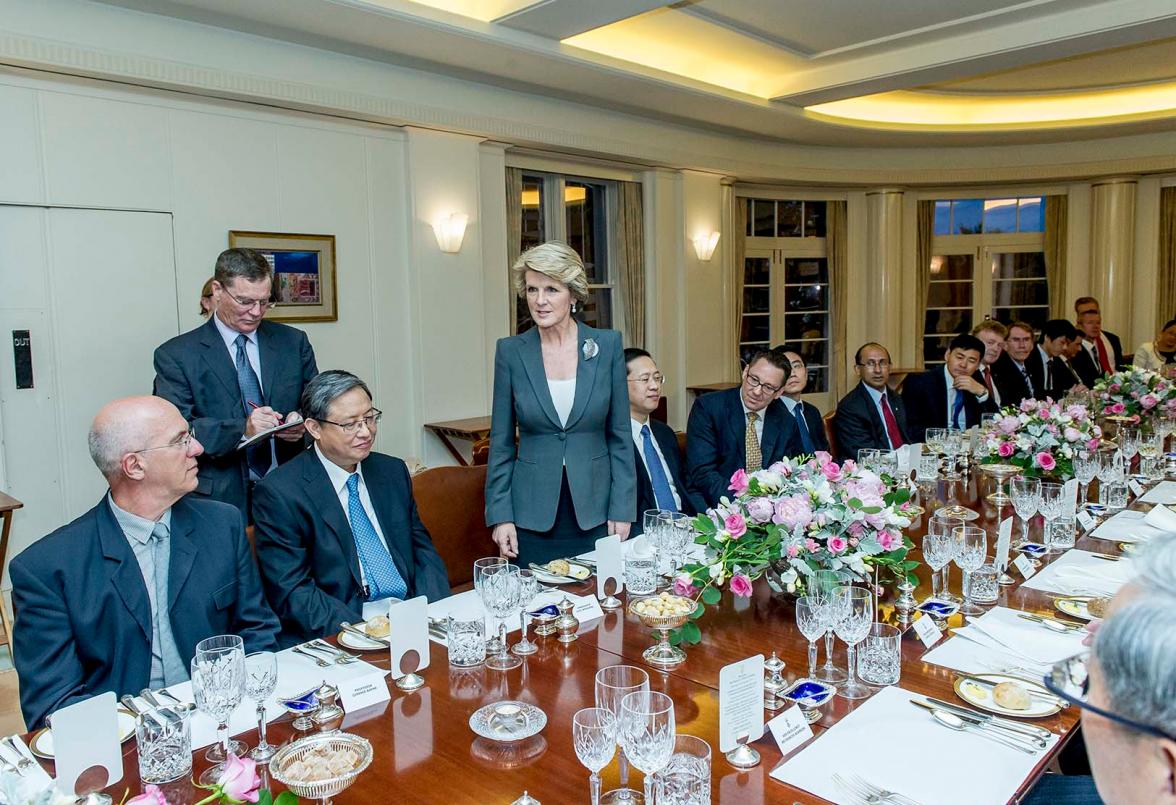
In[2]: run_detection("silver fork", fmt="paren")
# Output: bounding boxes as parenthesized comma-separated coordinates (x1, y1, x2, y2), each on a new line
(850, 773, 925, 805)
(292, 646, 331, 668)
(311, 640, 359, 664)
(1, 737, 33, 774)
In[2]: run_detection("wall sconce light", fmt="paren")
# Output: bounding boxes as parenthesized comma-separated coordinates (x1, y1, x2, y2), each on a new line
(692, 231, 720, 262)
(433, 213, 469, 253)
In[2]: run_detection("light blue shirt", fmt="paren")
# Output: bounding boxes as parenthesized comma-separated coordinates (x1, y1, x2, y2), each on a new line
(213, 313, 275, 477)
(862, 383, 895, 449)
(107, 495, 187, 688)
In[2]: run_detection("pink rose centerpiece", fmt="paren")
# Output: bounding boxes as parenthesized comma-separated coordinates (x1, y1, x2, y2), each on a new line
(668, 453, 918, 645)
(1093, 366, 1176, 423)
(980, 398, 1101, 480)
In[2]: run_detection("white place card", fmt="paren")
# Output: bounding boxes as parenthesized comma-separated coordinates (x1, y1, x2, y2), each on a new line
(1077, 510, 1096, 532)
(1012, 554, 1037, 579)
(995, 517, 1013, 572)
(1063, 479, 1079, 517)
(595, 534, 625, 599)
(912, 613, 943, 648)
(52, 691, 123, 795)
(388, 596, 430, 680)
(718, 655, 765, 753)
(1129, 479, 1145, 498)
(766, 706, 813, 758)
(338, 668, 391, 712)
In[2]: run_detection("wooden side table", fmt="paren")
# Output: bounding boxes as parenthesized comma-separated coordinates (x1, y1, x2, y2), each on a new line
(0, 492, 24, 654)
(423, 417, 492, 466)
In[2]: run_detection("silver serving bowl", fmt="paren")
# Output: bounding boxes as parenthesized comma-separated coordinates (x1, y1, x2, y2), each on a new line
(270, 731, 373, 803)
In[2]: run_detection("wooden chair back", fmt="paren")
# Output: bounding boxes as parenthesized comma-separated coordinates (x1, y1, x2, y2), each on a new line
(822, 410, 840, 461)
(412, 464, 493, 590)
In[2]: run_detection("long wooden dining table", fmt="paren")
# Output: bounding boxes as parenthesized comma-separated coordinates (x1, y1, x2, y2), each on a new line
(41, 472, 1135, 804)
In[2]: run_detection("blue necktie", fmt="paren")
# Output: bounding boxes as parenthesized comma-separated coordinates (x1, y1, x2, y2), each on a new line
(640, 425, 677, 512)
(234, 334, 270, 478)
(793, 404, 815, 454)
(951, 390, 965, 430)
(346, 474, 408, 601)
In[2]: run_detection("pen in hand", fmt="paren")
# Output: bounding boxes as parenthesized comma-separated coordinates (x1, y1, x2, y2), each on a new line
(248, 401, 284, 423)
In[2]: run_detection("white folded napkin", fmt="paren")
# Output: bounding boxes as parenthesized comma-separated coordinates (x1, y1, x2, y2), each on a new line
(1141, 481, 1176, 505)
(1, 734, 52, 785)
(1089, 510, 1167, 543)
(1021, 550, 1134, 596)
(960, 607, 1086, 665)
(1144, 504, 1176, 534)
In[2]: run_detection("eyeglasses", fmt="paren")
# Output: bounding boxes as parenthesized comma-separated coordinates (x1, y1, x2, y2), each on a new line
(134, 426, 196, 454)
(744, 374, 782, 395)
(628, 373, 666, 386)
(1044, 653, 1176, 742)
(318, 409, 382, 434)
(220, 287, 273, 311)
(857, 359, 891, 370)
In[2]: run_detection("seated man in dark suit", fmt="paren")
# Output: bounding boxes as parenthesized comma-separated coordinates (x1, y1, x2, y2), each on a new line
(154, 248, 318, 517)
(11, 396, 279, 728)
(902, 334, 990, 442)
(831, 343, 911, 462)
(625, 349, 698, 534)
(1040, 319, 1085, 398)
(1003, 321, 1045, 401)
(773, 345, 829, 455)
(971, 320, 1022, 411)
(685, 350, 804, 509)
(1065, 329, 1099, 389)
(1075, 297, 1124, 373)
(253, 370, 450, 644)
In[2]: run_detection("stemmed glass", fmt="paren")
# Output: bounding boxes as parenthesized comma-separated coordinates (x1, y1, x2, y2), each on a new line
(953, 526, 988, 617)
(1038, 482, 1066, 554)
(618, 691, 676, 805)
(924, 429, 947, 477)
(1073, 451, 1098, 506)
(1098, 451, 1127, 508)
(943, 428, 963, 480)
(658, 513, 692, 572)
(481, 564, 523, 671)
(794, 597, 827, 679)
(595, 665, 649, 805)
(244, 651, 278, 763)
(921, 531, 953, 601)
(927, 515, 963, 604)
(511, 569, 540, 656)
(1119, 427, 1140, 469)
(832, 587, 873, 700)
(572, 707, 617, 805)
(807, 570, 847, 684)
(1010, 477, 1041, 549)
(191, 634, 247, 784)
(644, 509, 672, 575)
(474, 557, 507, 653)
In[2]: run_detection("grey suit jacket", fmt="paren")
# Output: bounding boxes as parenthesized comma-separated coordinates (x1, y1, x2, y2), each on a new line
(485, 323, 635, 531)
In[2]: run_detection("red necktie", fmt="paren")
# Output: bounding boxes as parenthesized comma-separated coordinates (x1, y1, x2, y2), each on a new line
(1094, 337, 1113, 374)
(880, 392, 905, 448)
(982, 366, 994, 394)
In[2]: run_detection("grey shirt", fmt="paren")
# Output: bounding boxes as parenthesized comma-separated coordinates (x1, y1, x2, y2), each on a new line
(107, 495, 188, 687)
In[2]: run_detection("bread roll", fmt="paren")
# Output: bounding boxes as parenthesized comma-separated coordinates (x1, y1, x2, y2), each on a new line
(992, 681, 1031, 710)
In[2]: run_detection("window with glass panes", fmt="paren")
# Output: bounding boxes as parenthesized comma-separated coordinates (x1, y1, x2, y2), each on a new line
(925, 196, 1047, 367)
(514, 171, 619, 335)
(740, 198, 830, 394)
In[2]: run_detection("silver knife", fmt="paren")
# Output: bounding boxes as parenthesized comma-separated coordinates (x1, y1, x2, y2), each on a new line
(912, 700, 1046, 750)
(339, 621, 390, 646)
(1017, 613, 1085, 632)
(923, 696, 1053, 739)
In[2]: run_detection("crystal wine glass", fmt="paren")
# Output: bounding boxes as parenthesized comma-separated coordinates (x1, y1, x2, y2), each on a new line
(832, 587, 873, 700)
(511, 569, 540, 656)
(1073, 451, 1098, 506)
(192, 634, 247, 784)
(244, 651, 278, 763)
(794, 596, 827, 679)
(806, 570, 847, 684)
(1009, 477, 1041, 549)
(618, 691, 676, 805)
(1098, 450, 1127, 508)
(573, 707, 617, 805)
(925, 428, 947, 475)
(595, 665, 649, 805)
(481, 564, 522, 671)
(644, 509, 672, 575)
(1038, 481, 1066, 555)
(953, 526, 988, 616)
(1119, 426, 1140, 466)
(943, 428, 963, 480)
(921, 531, 953, 600)
(473, 556, 507, 653)
(927, 515, 964, 604)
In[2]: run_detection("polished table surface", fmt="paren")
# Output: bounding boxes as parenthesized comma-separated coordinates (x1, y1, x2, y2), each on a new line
(45, 472, 1133, 803)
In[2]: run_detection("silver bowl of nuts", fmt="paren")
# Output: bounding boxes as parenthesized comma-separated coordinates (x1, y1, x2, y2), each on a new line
(628, 593, 699, 667)
(270, 731, 372, 804)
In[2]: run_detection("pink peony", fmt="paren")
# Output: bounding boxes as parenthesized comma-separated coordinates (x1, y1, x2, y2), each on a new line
(728, 469, 749, 496)
(127, 786, 167, 805)
(1141, 393, 1159, 410)
(997, 441, 1015, 458)
(673, 574, 698, 597)
(1063, 427, 1082, 443)
(773, 495, 814, 530)
(725, 513, 748, 539)
(745, 497, 774, 524)
(846, 519, 866, 538)
(218, 753, 261, 804)
(828, 536, 848, 554)
(877, 530, 900, 551)
(729, 573, 754, 597)
(1035, 451, 1057, 472)
(998, 415, 1021, 434)
(1020, 398, 1038, 413)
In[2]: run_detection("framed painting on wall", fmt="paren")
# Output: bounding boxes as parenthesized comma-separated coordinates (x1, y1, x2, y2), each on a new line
(228, 230, 337, 322)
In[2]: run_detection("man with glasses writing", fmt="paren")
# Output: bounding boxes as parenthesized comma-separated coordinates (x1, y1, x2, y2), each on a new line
(154, 248, 318, 518)
(685, 350, 804, 510)
(831, 343, 911, 463)
(253, 370, 449, 644)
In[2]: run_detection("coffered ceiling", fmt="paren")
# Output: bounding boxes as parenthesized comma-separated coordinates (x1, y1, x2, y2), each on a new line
(99, 0, 1176, 147)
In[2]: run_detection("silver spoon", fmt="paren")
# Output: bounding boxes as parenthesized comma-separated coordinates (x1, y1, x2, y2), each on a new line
(931, 709, 1040, 753)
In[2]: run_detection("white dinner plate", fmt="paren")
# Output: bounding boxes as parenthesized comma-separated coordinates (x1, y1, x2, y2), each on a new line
(337, 627, 388, 651)
(30, 707, 136, 758)
(953, 673, 1061, 719)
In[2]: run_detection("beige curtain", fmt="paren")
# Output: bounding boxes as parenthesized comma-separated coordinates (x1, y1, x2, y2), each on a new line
(505, 167, 523, 271)
(729, 195, 747, 375)
(616, 181, 646, 347)
(1044, 195, 1068, 319)
(915, 201, 934, 367)
(1159, 188, 1176, 330)
(826, 200, 849, 398)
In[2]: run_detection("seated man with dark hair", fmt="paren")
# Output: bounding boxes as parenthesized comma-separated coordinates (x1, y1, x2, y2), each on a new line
(831, 343, 910, 463)
(685, 349, 804, 509)
(902, 333, 990, 442)
(624, 349, 699, 533)
(12, 396, 279, 729)
(772, 345, 829, 454)
(253, 370, 450, 645)
(1040, 319, 1085, 398)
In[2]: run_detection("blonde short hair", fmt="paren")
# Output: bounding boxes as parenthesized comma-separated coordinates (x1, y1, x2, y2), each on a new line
(511, 242, 589, 303)
(972, 320, 1008, 339)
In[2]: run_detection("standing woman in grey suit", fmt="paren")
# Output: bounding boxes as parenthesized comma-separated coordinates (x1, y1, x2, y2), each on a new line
(485, 242, 635, 567)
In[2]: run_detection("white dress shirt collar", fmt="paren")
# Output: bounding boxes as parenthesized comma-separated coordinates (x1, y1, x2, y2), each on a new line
(212, 312, 256, 350)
